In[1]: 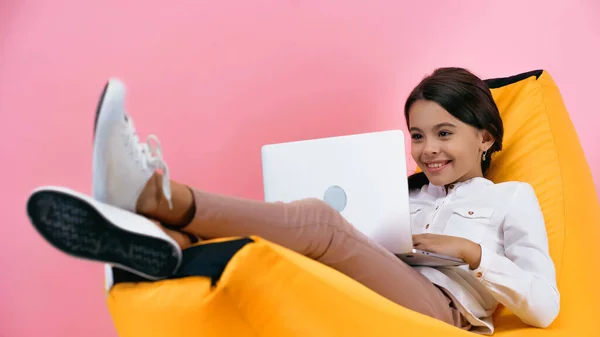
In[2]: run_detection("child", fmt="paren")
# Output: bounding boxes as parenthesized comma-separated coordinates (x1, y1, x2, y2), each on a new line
(26, 67, 559, 334)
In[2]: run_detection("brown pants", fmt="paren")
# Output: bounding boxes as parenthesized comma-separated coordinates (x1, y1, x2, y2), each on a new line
(189, 190, 463, 327)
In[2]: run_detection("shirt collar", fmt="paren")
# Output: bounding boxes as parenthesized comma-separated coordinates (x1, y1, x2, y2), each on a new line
(425, 177, 494, 197)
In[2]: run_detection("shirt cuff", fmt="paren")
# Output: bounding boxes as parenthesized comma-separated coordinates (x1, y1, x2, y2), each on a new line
(470, 245, 495, 281)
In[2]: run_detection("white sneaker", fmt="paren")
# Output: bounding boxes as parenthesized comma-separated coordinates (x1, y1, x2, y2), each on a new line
(26, 186, 182, 280)
(92, 78, 172, 212)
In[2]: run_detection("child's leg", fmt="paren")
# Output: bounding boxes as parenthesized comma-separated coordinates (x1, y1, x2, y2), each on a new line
(138, 174, 462, 326)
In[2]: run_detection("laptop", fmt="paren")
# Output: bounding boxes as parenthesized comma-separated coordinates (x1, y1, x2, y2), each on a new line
(261, 130, 465, 267)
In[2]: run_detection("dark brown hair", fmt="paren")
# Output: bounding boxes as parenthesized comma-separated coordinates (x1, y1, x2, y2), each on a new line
(405, 67, 504, 190)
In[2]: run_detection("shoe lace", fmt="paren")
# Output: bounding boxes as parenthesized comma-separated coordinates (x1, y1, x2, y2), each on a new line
(124, 116, 173, 209)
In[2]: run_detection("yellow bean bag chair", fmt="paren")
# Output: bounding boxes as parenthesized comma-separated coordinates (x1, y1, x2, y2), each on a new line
(105, 70, 600, 336)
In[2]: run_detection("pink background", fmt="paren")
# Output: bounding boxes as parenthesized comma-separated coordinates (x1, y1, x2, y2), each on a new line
(1, 1, 599, 336)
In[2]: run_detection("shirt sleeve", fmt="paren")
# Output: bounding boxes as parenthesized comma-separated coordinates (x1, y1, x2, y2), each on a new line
(470, 182, 560, 328)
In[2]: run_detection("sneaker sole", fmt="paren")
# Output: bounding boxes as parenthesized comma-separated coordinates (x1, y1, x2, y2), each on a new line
(92, 79, 126, 204)
(93, 81, 109, 138)
(27, 189, 179, 280)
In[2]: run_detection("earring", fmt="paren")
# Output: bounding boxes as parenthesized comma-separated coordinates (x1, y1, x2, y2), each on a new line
(482, 150, 487, 161)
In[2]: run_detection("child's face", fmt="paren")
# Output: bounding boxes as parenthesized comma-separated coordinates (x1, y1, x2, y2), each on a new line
(408, 100, 493, 187)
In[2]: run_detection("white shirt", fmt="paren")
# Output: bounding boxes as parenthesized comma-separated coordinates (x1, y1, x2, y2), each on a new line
(409, 177, 560, 335)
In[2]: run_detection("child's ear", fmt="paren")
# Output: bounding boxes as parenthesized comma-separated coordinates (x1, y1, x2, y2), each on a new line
(481, 130, 495, 150)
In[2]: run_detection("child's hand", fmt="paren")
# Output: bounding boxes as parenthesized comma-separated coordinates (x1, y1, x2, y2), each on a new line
(412, 234, 482, 269)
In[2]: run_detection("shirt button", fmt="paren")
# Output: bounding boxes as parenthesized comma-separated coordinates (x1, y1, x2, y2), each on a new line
(468, 211, 474, 215)
(448, 184, 455, 189)
(425, 224, 430, 229)
(476, 272, 482, 278)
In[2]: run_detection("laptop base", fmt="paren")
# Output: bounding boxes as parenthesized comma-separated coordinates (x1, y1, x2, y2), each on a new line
(397, 249, 466, 267)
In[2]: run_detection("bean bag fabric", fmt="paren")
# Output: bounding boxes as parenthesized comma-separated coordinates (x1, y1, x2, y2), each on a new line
(105, 70, 600, 336)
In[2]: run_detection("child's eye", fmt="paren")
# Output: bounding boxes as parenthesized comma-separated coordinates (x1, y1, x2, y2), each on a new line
(439, 131, 452, 137)
(411, 133, 422, 140)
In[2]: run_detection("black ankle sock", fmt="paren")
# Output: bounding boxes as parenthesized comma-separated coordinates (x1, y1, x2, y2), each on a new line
(186, 232, 199, 244)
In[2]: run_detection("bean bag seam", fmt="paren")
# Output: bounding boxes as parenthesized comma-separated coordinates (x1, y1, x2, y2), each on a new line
(537, 72, 566, 284)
